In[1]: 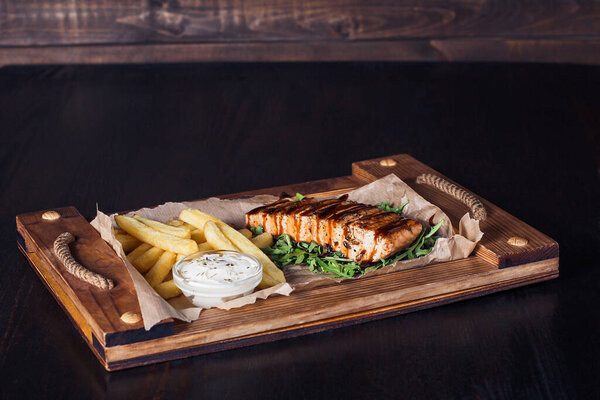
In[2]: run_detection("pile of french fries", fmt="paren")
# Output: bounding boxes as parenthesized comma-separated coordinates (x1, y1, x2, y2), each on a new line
(113, 210, 284, 300)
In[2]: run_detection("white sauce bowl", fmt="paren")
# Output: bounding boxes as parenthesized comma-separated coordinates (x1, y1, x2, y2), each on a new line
(173, 250, 262, 309)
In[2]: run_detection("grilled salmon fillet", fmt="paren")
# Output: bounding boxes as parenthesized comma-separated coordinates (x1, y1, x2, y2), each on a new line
(246, 198, 422, 263)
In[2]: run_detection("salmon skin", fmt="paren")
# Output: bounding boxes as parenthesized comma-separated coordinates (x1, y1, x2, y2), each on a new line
(246, 197, 422, 263)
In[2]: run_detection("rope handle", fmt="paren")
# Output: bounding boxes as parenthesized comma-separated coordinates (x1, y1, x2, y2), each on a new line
(416, 173, 487, 221)
(53, 232, 115, 290)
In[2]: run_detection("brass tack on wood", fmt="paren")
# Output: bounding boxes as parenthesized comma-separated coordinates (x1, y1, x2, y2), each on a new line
(42, 210, 61, 221)
(507, 236, 528, 247)
(379, 158, 397, 167)
(120, 311, 142, 324)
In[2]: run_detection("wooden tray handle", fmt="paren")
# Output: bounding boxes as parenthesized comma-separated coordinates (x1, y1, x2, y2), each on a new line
(416, 173, 487, 221)
(54, 232, 115, 290)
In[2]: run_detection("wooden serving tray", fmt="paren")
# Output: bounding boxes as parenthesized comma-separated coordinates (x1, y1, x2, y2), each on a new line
(16, 155, 559, 371)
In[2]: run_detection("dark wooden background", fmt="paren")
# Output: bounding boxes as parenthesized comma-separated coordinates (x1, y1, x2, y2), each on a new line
(2, 0, 600, 65)
(1, 62, 599, 398)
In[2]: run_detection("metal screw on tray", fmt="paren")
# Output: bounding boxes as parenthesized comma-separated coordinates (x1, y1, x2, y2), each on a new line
(42, 210, 61, 220)
(121, 311, 142, 324)
(379, 158, 397, 167)
(507, 236, 529, 247)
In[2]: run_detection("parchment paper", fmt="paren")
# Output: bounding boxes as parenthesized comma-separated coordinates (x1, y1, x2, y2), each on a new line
(91, 174, 482, 330)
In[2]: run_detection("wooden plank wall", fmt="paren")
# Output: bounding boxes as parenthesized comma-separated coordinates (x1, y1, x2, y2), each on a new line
(1, 0, 599, 65)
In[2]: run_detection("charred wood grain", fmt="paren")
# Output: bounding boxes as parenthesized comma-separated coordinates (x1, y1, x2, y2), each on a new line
(2, 38, 600, 66)
(0, 0, 599, 64)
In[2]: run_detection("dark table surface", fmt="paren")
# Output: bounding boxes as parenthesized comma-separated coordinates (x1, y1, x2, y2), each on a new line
(0, 62, 598, 400)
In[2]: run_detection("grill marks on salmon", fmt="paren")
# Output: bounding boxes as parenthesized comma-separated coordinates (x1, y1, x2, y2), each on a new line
(246, 198, 422, 263)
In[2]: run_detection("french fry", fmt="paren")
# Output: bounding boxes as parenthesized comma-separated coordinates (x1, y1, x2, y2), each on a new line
(182, 222, 195, 231)
(167, 219, 195, 231)
(204, 221, 239, 251)
(238, 228, 252, 239)
(217, 223, 285, 285)
(154, 280, 182, 299)
(250, 232, 273, 249)
(145, 251, 177, 288)
(256, 271, 281, 290)
(115, 233, 142, 253)
(175, 242, 212, 263)
(133, 215, 191, 239)
(197, 242, 212, 252)
(131, 246, 164, 273)
(179, 209, 219, 230)
(166, 219, 185, 227)
(190, 229, 206, 244)
(126, 243, 152, 262)
(115, 215, 198, 255)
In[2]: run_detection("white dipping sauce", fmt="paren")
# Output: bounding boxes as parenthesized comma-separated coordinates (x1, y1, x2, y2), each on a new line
(173, 250, 263, 309)
(178, 253, 258, 284)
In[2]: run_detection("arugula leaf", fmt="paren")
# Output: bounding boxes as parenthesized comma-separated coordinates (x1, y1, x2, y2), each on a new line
(424, 219, 443, 238)
(375, 200, 409, 215)
(296, 193, 305, 201)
